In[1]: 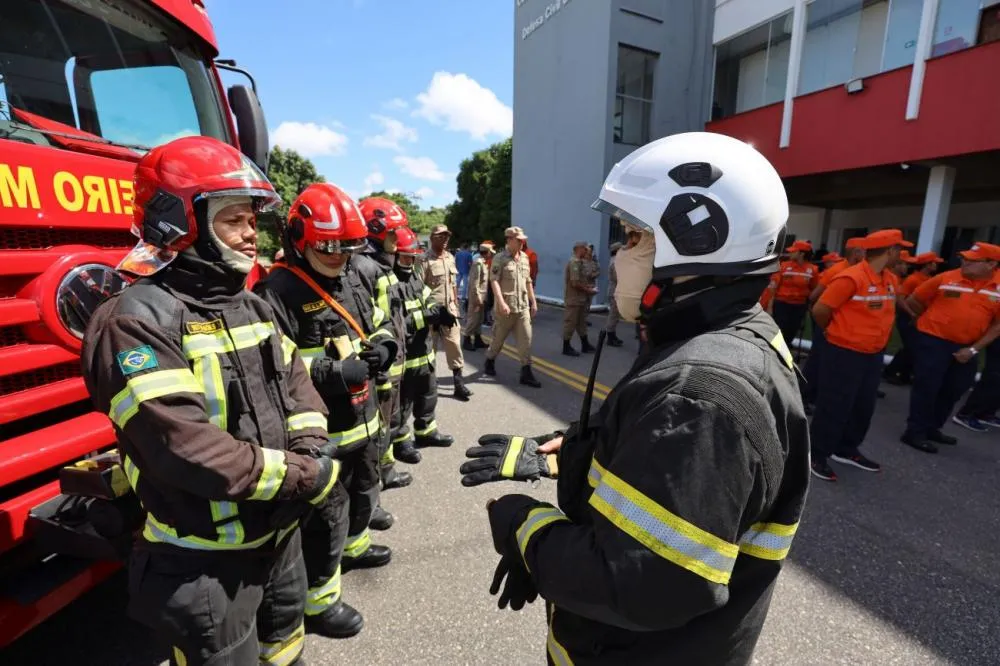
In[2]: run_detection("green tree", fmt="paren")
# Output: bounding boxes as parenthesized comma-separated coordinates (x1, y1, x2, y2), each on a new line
(260, 146, 325, 257)
(361, 190, 448, 235)
(480, 137, 512, 242)
(444, 146, 497, 242)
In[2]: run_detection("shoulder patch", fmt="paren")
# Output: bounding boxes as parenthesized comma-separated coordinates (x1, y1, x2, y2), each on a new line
(303, 300, 327, 313)
(117, 345, 159, 376)
(185, 318, 223, 335)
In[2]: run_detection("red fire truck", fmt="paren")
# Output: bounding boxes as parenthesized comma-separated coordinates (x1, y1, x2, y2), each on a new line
(0, 0, 270, 645)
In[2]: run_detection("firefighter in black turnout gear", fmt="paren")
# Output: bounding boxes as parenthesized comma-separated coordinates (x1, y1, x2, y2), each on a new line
(255, 183, 397, 639)
(355, 197, 422, 476)
(460, 132, 810, 664)
(83, 137, 341, 665)
(392, 226, 457, 452)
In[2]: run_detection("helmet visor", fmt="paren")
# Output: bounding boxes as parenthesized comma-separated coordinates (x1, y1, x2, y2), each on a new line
(310, 238, 366, 255)
(591, 197, 653, 234)
(195, 187, 283, 213)
(118, 239, 178, 277)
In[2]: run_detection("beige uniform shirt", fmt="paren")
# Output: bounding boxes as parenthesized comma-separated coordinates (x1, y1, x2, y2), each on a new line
(421, 248, 459, 315)
(468, 256, 489, 307)
(491, 249, 532, 314)
(564, 257, 589, 306)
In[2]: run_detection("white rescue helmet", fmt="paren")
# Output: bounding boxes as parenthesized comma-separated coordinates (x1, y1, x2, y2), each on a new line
(592, 132, 789, 279)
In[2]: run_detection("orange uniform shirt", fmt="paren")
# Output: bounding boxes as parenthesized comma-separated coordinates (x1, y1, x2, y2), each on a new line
(772, 260, 819, 305)
(525, 248, 539, 283)
(819, 260, 850, 286)
(900, 270, 931, 297)
(911, 268, 1000, 345)
(819, 261, 897, 354)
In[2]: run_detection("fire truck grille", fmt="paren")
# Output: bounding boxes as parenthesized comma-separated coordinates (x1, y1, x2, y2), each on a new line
(1, 363, 82, 397)
(0, 327, 28, 347)
(0, 228, 135, 250)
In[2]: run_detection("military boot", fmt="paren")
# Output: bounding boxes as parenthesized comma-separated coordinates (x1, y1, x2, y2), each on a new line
(607, 331, 624, 347)
(562, 340, 580, 357)
(381, 466, 413, 490)
(342, 544, 392, 571)
(484, 358, 496, 376)
(415, 430, 455, 448)
(580, 335, 596, 353)
(393, 438, 422, 464)
(475, 335, 488, 349)
(369, 506, 394, 531)
(305, 601, 364, 639)
(453, 370, 472, 401)
(520, 365, 542, 388)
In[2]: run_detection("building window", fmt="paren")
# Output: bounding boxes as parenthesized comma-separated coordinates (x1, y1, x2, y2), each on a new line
(614, 45, 656, 145)
(711, 12, 792, 120)
(932, 0, 985, 56)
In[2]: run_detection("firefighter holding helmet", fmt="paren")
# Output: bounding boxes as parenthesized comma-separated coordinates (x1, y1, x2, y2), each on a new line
(81, 136, 339, 666)
(460, 132, 810, 664)
(254, 183, 398, 639)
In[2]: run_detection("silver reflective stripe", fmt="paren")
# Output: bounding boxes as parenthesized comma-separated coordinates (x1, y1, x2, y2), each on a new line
(192, 354, 227, 429)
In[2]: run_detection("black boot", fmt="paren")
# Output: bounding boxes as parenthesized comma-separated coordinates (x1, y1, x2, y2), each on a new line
(484, 358, 496, 376)
(393, 439, 422, 464)
(453, 370, 472, 400)
(463, 335, 476, 352)
(342, 544, 392, 571)
(369, 506, 394, 531)
(381, 466, 413, 490)
(607, 332, 624, 347)
(580, 335, 596, 353)
(475, 335, 487, 349)
(304, 601, 364, 639)
(562, 340, 580, 357)
(520, 365, 542, 388)
(415, 430, 455, 448)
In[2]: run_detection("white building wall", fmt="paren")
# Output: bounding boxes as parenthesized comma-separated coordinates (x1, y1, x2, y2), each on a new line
(714, 0, 796, 43)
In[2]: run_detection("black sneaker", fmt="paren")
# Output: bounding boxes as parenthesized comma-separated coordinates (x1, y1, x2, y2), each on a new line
(810, 460, 837, 482)
(830, 453, 881, 472)
(928, 429, 958, 446)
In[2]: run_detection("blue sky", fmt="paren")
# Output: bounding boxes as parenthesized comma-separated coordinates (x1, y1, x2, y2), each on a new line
(206, 0, 514, 209)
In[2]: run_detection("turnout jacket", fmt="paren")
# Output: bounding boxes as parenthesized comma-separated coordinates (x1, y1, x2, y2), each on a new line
(81, 255, 333, 553)
(354, 249, 407, 387)
(254, 262, 395, 455)
(517, 306, 810, 665)
(394, 266, 447, 366)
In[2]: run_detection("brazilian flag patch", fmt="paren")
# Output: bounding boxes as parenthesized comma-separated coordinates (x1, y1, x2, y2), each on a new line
(116, 345, 159, 376)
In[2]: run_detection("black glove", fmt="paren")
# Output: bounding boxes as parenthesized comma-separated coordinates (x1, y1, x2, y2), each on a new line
(490, 552, 537, 611)
(358, 344, 391, 377)
(269, 457, 341, 529)
(487, 494, 540, 554)
(460, 433, 560, 487)
(340, 358, 370, 386)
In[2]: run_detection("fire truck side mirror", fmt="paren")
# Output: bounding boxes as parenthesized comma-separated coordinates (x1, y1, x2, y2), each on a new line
(228, 84, 270, 174)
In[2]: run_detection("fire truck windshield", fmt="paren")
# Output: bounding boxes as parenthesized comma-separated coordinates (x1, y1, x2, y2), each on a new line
(0, 0, 229, 153)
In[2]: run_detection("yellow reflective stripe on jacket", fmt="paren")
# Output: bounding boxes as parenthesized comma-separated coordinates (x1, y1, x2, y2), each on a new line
(587, 458, 739, 585)
(109, 369, 203, 429)
(305, 565, 342, 616)
(547, 607, 574, 666)
(769, 332, 794, 369)
(515, 505, 570, 571)
(191, 354, 227, 429)
(259, 621, 305, 666)
(404, 352, 434, 370)
(404, 298, 422, 311)
(210, 500, 245, 544)
(287, 411, 326, 432)
(281, 335, 297, 366)
(308, 459, 341, 506)
(739, 521, 798, 560)
(413, 308, 426, 331)
(328, 412, 381, 448)
(375, 274, 394, 315)
(372, 302, 386, 327)
(299, 347, 324, 371)
(344, 529, 371, 557)
(421, 285, 432, 301)
(173, 647, 188, 666)
(247, 449, 287, 501)
(181, 321, 276, 359)
(389, 361, 405, 378)
(122, 455, 140, 490)
(370, 328, 393, 343)
(143, 512, 275, 551)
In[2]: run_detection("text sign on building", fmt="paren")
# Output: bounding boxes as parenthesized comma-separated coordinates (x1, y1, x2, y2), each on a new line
(518, 0, 573, 41)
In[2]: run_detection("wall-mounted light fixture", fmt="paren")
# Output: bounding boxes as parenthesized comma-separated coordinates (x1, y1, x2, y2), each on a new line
(845, 78, 864, 95)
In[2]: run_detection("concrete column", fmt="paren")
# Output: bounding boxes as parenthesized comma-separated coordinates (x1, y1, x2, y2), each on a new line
(916, 165, 956, 253)
(779, 0, 808, 148)
(906, 0, 940, 120)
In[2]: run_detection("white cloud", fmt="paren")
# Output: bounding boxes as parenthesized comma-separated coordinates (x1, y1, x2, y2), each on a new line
(384, 98, 409, 110)
(271, 121, 348, 157)
(414, 186, 435, 200)
(362, 170, 385, 194)
(394, 156, 447, 182)
(363, 115, 418, 152)
(413, 72, 512, 141)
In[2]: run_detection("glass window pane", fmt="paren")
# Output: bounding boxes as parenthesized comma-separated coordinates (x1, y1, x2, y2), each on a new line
(91, 66, 200, 148)
(615, 45, 656, 145)
(932, 0, 982, 57)
(712, 12, 791, 119)
(800, 0, 865, 95)
(882, 0, 924, 71)
(617, 97, 650, 145)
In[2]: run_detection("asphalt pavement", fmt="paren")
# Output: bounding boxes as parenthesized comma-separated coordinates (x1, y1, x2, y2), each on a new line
(3, 305, 999, 665)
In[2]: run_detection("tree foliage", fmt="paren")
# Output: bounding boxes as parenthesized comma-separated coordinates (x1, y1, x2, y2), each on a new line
(480, 138, 512, 242)
(361, 190, 448, 234)
(443, 137, 512, 245)
(260, 146, 325, 257)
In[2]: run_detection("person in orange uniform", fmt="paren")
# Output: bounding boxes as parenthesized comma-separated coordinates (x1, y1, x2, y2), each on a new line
(523, 240, 539, 288)
(765, 240, 819, 345)
(809, 229, 911, 481)
(900, 242, 1000, 453)
(884, 252, 945, 385)
(800, 238, 866, 409)
(821, 252, 842, 270)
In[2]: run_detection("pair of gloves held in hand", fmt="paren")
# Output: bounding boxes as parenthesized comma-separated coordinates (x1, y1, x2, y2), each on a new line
(327, 341, 392, 387)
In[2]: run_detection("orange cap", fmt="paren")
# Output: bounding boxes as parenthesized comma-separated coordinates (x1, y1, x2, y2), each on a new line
(912, 251, 944, 265)
(899, 250, 915, 263)
(822, 252, 842, 262)
(785, 240, 812, 253)
(861, 229, 913, 250)
(845, 237, 866, 250)
(959, 242, 1000, 262)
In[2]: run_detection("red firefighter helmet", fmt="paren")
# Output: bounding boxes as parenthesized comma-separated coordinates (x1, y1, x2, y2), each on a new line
(119, 136, 280, 276)
(394, 226, 421, 256)
(358, 197, 409, 242)
(287, 183, 368, 255)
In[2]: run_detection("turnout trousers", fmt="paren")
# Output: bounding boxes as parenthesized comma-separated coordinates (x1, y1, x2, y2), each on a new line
(397, 356, 441, 441)
(809, 341, 883, 462)
(377, 378, 403, 470)
(906, 332, 980, 439)
(128, 530, 308, 666)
